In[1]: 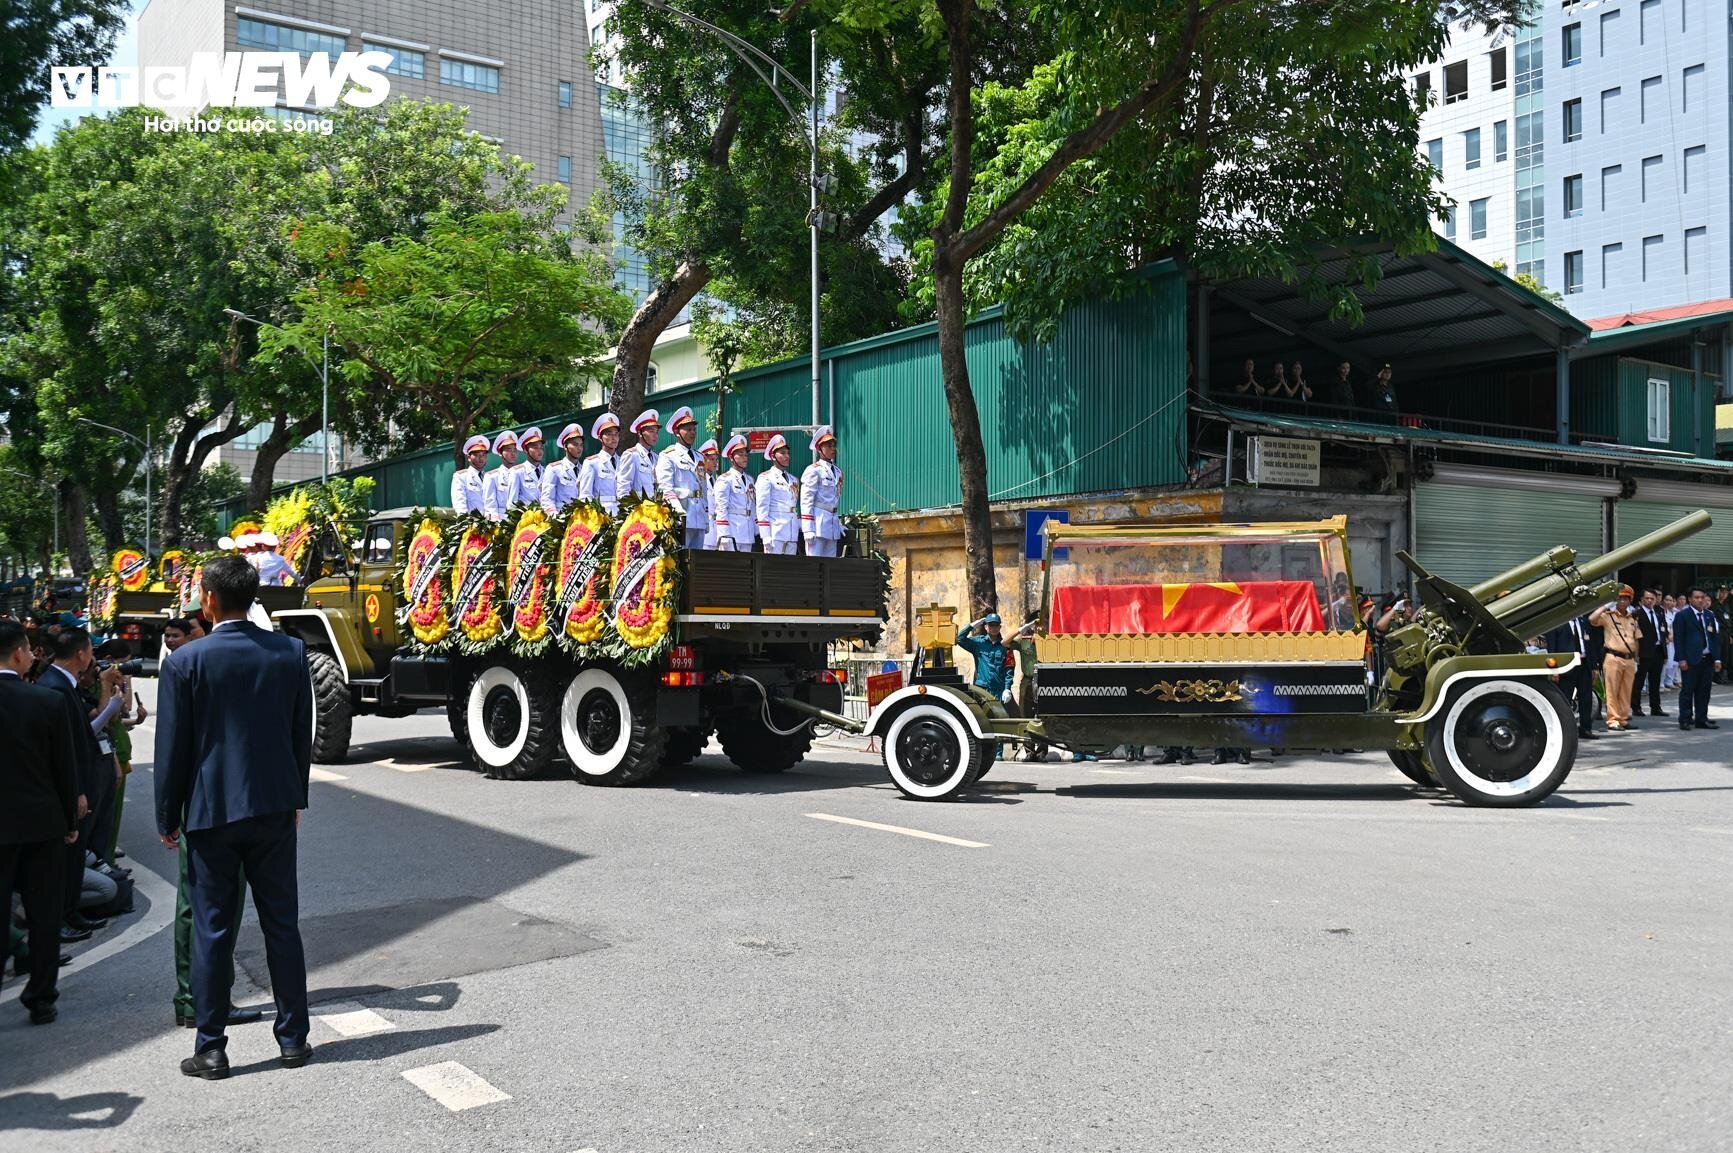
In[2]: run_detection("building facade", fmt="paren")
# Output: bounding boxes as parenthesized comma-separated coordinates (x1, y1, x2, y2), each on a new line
(1418, 0, 1729, 318)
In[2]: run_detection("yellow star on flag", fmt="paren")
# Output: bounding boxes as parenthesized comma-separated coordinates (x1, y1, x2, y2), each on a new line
(1159, 582, 1244, 617)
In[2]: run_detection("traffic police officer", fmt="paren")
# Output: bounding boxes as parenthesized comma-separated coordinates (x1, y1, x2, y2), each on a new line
(755, 433, 800, 555)
(655, 406, 709, 549)
(580, 412, 622, 514)
(697, 438, 720, 549)
(540, 423, 585, 517)
(486, 430, 522, 520)
(616, 409, 660, 505)
(514, 427, 545, 509)
(451, 434, 490, 514)
(799, 425, 844, 557)
(712, 434, 755, 551)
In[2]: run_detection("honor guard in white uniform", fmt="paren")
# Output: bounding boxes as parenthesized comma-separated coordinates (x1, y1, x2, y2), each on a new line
(579, 412, 622, 514)
(514, 426, 545, 509)
(712, 434, 755, 551)
(800, 425, 844, 557)
(451, 433, 490, 515)
(655, 406, 709, 549)
(755, 433, 800, 555)
(540, 422, 585, 516)
(696, 439, 720, 548)
(253, 532, 297, 586)
(485, 430, 521, 521)
(616, 409, 660, 506)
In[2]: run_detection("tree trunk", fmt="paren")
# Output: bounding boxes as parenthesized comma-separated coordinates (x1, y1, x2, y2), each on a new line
(60, 482, 91, 576)
(247, 411, 323, 509)
(610, 260, 711, 423)
(159, 409, 250, 550)
(933, 255, 997, 619)
(92, 487, 125, 554)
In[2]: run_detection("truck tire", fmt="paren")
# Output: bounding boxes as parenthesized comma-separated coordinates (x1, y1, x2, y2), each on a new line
(716, 710, 814, 774)
(560, 666, 666, 786)
(307, 650, 353, 764)
(1425, 678, 1576, 807)
(447, 672, 472, 768)
(662, 726, 710, 768)
(1388, 748, 1438, 788)
(883, 702, 983, 800)
(466, 661, 558, 781)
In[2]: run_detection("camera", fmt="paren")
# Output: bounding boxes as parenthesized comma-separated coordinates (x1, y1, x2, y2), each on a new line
(96, 657, 146, 676)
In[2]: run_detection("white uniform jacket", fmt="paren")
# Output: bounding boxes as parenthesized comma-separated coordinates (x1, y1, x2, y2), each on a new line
(655, 443, 709, 532)
(579, 451, 620, 514)
(540, 457, 582, 516)
(754, 467, 800, 547)
(450, 466, 487, 516)
(615, 443, 656, 506)
(799, 459, 844, 542)
(712, 468, 755, 548)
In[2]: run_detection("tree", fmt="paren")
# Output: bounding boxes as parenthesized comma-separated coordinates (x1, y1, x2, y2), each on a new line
(837, 0, 1524, 615)
(267, 210, 631, 463)
(0, 0, 129, 158)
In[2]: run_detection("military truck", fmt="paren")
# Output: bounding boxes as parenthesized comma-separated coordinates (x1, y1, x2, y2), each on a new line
(778, 509, 1712, 807)
(273, 508, 886, 780)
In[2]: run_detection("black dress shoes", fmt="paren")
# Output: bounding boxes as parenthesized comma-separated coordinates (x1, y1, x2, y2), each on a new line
(1697, 720, 1719, 729)
(1651, 711, 1670, 718)
(279, 1041, 314, 1068)
(1579, 731, 1600, 740)
(58, 925, 91, 944)
(28, 1004, 57, 1025)
(228, 1005, 265, 1025)
(66, 913, 106, 932)
(181, 1049, 231, 1080)
(1681, 722, 1693, 731)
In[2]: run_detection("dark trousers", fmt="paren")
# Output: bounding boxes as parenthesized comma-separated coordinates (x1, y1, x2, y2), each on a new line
(2, 838, 65, 1011)
(184, 812, 308, 1054)
(1633, 650, 1665, 714)
(1679, 662, 1715, 726)
(1560, 666, 1596, 735)
(175, 837, 244, 1015)
(62, 809, 99, 919)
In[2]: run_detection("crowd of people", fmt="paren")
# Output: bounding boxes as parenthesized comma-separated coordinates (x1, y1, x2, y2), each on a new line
(450, 408, 848, 556)
(1217, 357, 1403, 419)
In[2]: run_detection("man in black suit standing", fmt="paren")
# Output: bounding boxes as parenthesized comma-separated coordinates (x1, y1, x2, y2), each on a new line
(1544, 614, 1601, 740)
(155, 556, 314, 1080)
(1632, 588, 1669, 718)
(37, 628, 121, 940)
(1673, 586, 1722, 730)
(0, 621, 81, 1023)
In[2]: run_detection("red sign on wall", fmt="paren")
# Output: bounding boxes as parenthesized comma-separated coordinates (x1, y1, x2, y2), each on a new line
(746, 430, 777, 452)
(866, 670, 903, 707)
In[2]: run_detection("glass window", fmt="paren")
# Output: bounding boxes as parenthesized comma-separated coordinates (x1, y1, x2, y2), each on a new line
(439, 58, 500, 93)
(1413, 72, 1431, 100)
(1564, 251, 1583, 295)
(1514, 37, 1542, 97)
(362, 523, 395, 566)
(1563, 174, 1583, 218)
(1442, 203, 1456, 241)
(1426, 138, 1443, 174)
(1464, 127, 1481, 170)
(1647, 377, 1671, 442)
(1515, 110, 1543, 165)
(1444, 60, 1468, 104)
(362, 42, 425, 79)
(1489, 46, 1507, 91)
(1563, 23, 1582, 67)
(558, 79, 572, 108)
(557, 154, 572, 183)
(236, 17, 346, 59)
(1470, 197, 1488, 240)
(1494, 119, 1508, 161)
(1563, 99, 1583, 143)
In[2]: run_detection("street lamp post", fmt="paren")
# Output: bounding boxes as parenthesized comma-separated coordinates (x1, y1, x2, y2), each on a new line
(643, 0, 826, 430)
(75, 417, 151, 557)
(225, 308, 333, 483)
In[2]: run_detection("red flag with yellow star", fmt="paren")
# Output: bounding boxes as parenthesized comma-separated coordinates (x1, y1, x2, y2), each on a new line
(1048, 580, 1325, 634)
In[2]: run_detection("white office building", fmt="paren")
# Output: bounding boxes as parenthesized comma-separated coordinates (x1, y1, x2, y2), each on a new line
(1418, 0, 1729, 319)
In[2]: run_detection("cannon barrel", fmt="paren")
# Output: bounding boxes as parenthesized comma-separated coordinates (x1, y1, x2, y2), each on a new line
(1577, 508, 1714, 583)
(1470, 545, 1576, 602)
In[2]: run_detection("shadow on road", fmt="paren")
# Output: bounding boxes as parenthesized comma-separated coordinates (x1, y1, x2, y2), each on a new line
(224, 1023, 502, 1078)
(0, 1090, 142, 1131)
(644, 756, 885, 796)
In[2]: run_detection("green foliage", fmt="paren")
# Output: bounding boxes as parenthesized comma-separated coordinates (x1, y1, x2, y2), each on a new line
(0, 0, 130, 159)
(172, 463, 246, 545)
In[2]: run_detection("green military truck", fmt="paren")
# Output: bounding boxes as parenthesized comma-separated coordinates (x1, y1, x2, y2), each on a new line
(272, 508, 886, 781)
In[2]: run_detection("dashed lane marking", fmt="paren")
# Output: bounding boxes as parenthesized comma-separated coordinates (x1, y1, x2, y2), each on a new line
(402, 1061, 512, 1111)
(1690, 825, 1733, 836)
(1087, 768, 1141, 776)
(315, 1004, 395, 1037)
(374, 758, 436, 773)
(1180, 776, 1236, 783)
(805, 812, 989, 849)
(309, 767, 348, 782)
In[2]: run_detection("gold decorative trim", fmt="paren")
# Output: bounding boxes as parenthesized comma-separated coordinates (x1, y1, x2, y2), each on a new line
(1040, 631, 1365, 664)
(1135, 678, 1244, 703)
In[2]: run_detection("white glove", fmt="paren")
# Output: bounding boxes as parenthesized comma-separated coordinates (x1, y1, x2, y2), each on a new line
(1001, 687, 1013, 705)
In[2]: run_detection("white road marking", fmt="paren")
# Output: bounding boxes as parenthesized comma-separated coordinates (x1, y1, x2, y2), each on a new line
(402, 1061, 512, 1111)
(1180, 775, 1236, 783)
(1690, 825, 1733, 836)
(1541, 812, 1612, 821)
(374, 758, 435, 773)
(805, 812, 989, 849)
(315, 1004, 396, 1037)
(309, 767, 348, 782)
(1088, 768, 1140, 776)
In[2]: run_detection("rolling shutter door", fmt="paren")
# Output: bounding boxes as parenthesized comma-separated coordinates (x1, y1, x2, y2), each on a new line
(1413, 482, 1606, 585)
(1614, 500, 1733, 564)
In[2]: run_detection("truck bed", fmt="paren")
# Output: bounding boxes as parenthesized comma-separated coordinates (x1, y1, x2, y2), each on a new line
(678, 551, 885, 645)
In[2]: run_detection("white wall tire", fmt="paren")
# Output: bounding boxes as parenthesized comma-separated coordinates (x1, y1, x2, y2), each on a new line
(1425, 678, 1576, 807)
(883, 703, 981, 801)
(560, 665, 665, 786)
(466, 662, 556, 780)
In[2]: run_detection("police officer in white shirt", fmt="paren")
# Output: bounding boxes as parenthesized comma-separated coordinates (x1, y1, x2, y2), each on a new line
(755, 433, 800, 555)
(451, 434, 490, 515)
(799, 425, 844, 557)
(655, 406, 710, 548)
(485, 430, 522, 521)
(616, 409, 659, 506)
(540, 422, 585, 517)
(696, 439, 720, 548)
(579, 412, 622, 514)
(712, 434, 755, 552)
(514, 427, 545, 509)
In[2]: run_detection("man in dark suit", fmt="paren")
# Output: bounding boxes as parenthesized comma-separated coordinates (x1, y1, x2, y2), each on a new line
(155, 556, 314, 1080)
(1673, 586, 1723, 730)
(1544, 614, 1600, 740)
(0, 621, 81, 1024)
(37, 628, 121, 939)
(1632, 588, 1669, 718)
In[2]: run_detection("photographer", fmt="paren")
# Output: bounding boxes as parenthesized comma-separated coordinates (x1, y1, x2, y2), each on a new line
(1588, 586, 1642, 732)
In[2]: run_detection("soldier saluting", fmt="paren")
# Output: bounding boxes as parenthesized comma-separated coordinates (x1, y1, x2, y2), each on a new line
(799, 425, 844, 557)
(755, 433, 800, 555)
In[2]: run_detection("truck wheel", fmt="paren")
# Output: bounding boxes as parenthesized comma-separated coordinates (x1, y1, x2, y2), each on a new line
(1425, 678, 1576, 807)
(447, 672, 473, 768)
(1388, 748, 1438, 788)
(968, 739, 997, 784)
(307, 650, 353, 764)
(883, 703, 982, 800)
(662, 726, 710, 768)
(715, 710, 814, 774)
(466, 662, 558, 781)
(560, 666, 666, 786)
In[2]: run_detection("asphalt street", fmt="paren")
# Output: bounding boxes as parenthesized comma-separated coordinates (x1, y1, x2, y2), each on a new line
(3, 682, 1731, 1153)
